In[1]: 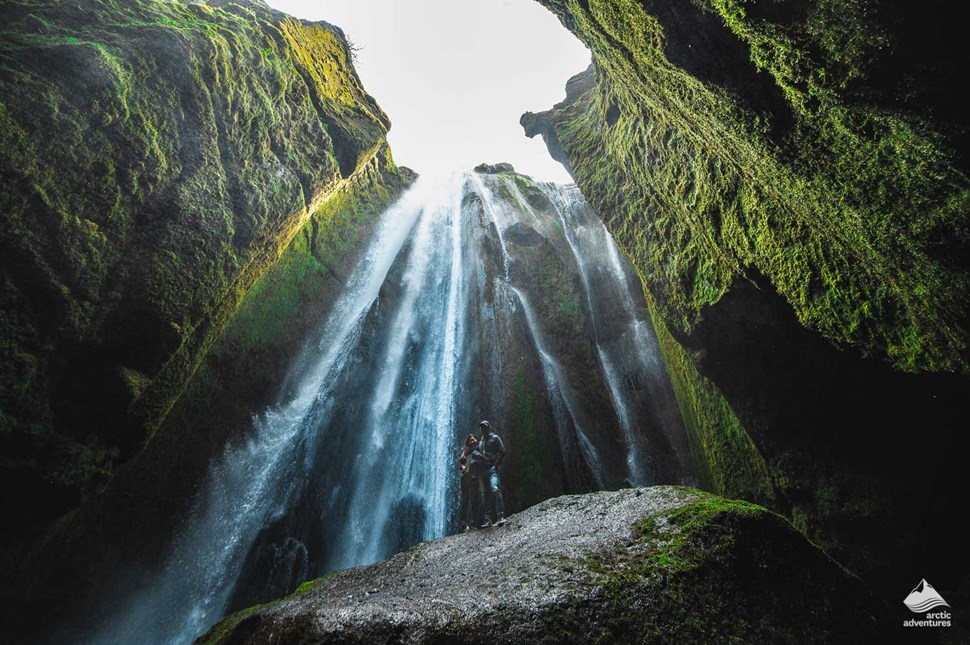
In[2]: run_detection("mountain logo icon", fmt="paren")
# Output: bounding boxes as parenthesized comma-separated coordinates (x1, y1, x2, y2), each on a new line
(903, 579, 950, 613)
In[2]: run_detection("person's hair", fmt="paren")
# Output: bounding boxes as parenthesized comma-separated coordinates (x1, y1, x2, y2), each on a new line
(465, 434, 478, 446)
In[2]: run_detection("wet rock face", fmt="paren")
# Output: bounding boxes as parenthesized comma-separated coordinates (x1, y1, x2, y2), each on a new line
(503, 222, 544, 247)
(201, 487, 887, 645)
(0, 150, 414, 645)
(229, 536, 310, 613)
(465, 172, 694, 504)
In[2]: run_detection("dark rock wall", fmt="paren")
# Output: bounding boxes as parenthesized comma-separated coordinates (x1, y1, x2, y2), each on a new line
(0, 0, 390, 535)
(524, 0, 970, 595)
(466, 170, 695, 509)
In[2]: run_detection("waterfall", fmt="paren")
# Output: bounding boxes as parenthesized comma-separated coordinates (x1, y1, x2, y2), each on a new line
(327, 172, 469, 570)
(468, 172, 606, 488)
(91, 170, 693, 644)
(538, 183, 695, 486)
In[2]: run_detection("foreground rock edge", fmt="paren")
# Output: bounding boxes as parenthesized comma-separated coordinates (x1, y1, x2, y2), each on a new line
(200, 486, 886, 644)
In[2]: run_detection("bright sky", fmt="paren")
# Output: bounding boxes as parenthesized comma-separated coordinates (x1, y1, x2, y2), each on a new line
(267, 0, 590, 183)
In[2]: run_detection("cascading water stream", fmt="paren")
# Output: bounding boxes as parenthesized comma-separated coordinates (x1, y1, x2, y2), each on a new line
(544, 184, 694, 484)
(328, 173, 469, 570)
(91, 170, 693, 645)
(535, 184, 669, 485)
(92, 176, 457, 644)
(509, 285, 607, 487)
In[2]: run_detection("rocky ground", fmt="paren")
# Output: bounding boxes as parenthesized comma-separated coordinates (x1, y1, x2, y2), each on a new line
(201, 486, 887, 644)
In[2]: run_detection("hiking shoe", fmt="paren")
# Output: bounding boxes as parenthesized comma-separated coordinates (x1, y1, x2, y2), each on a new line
(495, 516, 507, 527)
(480, 519, 492, 529)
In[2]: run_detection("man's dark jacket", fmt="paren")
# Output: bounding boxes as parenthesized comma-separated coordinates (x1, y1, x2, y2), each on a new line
(479, 433, 506, 467)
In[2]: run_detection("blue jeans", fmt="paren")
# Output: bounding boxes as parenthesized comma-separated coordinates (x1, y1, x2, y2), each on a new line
(478, 466, 504, 521)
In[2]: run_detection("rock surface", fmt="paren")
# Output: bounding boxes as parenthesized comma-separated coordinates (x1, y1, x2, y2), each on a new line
(201, 487, 885, 644)
(0, 142, 414, 645)
(0, 0, 413, 636)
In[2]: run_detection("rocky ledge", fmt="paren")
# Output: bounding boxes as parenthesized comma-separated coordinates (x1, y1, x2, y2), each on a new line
(473, 162, 516, 174)
(201, 487, 886, 644)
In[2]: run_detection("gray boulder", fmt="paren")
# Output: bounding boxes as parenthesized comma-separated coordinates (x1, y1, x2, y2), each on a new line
(200, 487, 886, 644)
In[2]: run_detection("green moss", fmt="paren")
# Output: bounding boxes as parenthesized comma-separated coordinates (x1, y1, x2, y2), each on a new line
(218, 160, 396, 358)
(537, 0, 969, 374)
(592, 495, 772, 588)
(530, 0, 969, 579)
(290, 570, 341, 597)
(666, 496, 767, 530)
(647, 288, 775, 503)
(153, 148, 412, 500)
(195, 602, 266, 645)
(201, 147, 407, 379)
(578, 494, 807, 642)
(0, 0, 393, 524)
(536, 255, 581, 326)
(200, 567, 345, 644)
(511, 369, 558, 506)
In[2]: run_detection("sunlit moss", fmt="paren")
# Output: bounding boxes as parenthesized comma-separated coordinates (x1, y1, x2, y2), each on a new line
(530, 0, 969, 572)
(538, 0, 970, 373)
(0, 0, 392, 515)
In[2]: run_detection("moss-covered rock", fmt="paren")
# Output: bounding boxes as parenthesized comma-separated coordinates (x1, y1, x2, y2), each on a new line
(524, 0, 970, 592)
(200, 487, 887, 644)
(467, 168, 694, 500)
(473, 161, 516, 174)
(0, 143, 415, 644)
(0, 0, 390, 533)
(526, 1, 969, 372)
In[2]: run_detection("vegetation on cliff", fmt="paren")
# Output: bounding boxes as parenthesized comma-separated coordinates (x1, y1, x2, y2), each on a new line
(524, 0, 970, 585)
(0, 0, 390, 533)
(22, 147, 416, 609)
(529, 0, 969, 373)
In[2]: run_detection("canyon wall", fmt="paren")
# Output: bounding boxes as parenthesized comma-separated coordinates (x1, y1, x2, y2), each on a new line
(0, 0, 391, 534)
(523, 0, 970, 591)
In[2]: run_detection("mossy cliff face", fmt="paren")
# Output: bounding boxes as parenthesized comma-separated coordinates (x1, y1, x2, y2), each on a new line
(0, 147, 414, 640)
(0, 0, 390, 533)
(524, 0, 970, 588)
(527, 0, 969, 371)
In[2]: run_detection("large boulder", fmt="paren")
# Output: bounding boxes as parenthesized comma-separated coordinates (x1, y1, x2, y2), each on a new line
(201, 487, 886, 644)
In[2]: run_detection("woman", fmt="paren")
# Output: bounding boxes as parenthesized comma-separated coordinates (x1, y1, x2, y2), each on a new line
(459, 434, 483, 531)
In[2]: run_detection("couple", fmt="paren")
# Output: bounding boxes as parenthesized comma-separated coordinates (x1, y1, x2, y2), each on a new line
(460, 420, 506, 530)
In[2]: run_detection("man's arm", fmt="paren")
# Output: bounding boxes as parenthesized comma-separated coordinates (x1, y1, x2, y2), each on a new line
(495, 435, 506, 467)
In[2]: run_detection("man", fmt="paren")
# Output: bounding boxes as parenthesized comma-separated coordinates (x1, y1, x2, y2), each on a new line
(477, 420, 506, 527)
